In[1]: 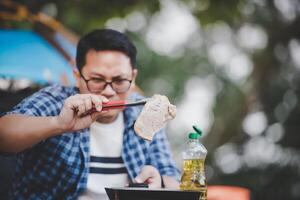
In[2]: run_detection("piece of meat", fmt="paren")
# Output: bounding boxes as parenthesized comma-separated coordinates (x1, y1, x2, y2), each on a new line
(134, 94, 176, 141)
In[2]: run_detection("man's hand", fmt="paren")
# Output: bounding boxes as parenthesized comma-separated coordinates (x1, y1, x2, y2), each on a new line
(0, 94, 109, 153)
(134, 165, 162, 189)
(56, 94, 108, 131)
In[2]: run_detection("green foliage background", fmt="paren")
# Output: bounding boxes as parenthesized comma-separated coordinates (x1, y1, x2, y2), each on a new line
(7, 0, 300, 199)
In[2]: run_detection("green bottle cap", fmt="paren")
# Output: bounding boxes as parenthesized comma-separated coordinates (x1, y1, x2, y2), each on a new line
(193, 125, 202, 137)
(188, 132, 200, 139)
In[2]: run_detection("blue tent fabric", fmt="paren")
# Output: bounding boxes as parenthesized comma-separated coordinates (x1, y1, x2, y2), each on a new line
(0, 29, 75, 84)
(54, 32, 77, 59)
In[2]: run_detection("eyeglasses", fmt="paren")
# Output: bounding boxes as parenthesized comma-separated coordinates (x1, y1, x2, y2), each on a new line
(80, 73, 132, 93)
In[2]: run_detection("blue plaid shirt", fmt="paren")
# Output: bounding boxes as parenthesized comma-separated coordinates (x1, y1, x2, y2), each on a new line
(6, 85, 180, 200)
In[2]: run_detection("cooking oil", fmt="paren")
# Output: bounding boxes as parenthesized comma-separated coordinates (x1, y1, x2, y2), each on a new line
(180, 159, 207, 199)
(179, 126, 207, 200)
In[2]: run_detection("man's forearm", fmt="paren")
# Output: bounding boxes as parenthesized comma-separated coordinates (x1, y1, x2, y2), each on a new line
(0, 115, 64, 153)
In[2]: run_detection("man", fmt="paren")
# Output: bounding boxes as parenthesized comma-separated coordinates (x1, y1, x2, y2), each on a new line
(0, 29, 180, 199)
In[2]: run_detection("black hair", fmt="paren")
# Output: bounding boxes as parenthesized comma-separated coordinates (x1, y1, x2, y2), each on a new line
(76, 29, 137, 71)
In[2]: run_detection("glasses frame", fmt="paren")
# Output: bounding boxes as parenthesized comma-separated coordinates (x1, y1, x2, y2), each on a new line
(80, 73, 133, 94)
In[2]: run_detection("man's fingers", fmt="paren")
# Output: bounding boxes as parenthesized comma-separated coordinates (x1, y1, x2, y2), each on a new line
(68, 98, 87, 116)
(135, 165, 160, 183)
(65, 94, 109, 117)
(89, 95, 108, 112)
(135, 166, 155, 183)
(100, 96, 109, 103)
(77, 102, 86, 116)
(90, 95, 102, 111)
(135, 174, 148, 183)
(83, 97, 92, 112)
(135, 166, 161, 188)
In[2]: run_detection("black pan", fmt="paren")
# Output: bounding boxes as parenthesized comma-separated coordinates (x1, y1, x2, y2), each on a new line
(105, 187, 201, 200)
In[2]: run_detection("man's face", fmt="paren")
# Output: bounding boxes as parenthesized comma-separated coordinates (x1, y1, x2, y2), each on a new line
(75, 50, 138, 123)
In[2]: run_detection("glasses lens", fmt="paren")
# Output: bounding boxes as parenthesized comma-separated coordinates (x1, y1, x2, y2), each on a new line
(87, 79, 106, 92)
(112, 80, 131, 93)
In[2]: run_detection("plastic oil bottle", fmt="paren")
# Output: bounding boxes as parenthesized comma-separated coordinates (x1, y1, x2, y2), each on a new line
(180, 126, 207, 200)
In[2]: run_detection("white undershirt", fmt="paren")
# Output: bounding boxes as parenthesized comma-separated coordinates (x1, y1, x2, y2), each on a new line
(78, 114, 128, 200)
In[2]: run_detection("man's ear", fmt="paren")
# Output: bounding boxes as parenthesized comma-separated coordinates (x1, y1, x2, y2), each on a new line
(131, 69, 138, 86)
(130, 69, 143, 95)
(73, 68, 81, 88)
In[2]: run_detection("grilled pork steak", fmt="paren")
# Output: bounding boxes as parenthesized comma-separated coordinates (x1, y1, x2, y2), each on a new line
(134, 94, 176, 141)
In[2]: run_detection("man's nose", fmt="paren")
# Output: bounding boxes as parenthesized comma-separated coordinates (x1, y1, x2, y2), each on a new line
(101, 83, 116, 97)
